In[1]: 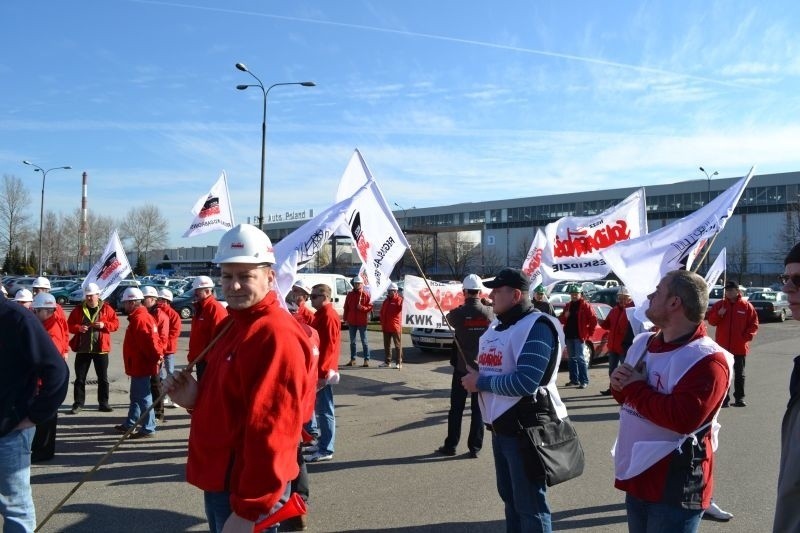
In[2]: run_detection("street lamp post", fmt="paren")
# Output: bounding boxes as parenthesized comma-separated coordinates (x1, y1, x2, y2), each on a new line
(393, 202, 415, 229)
(699, 166, 719, 273)
(235, 62, 315, 229)
(22, 160, 72, 275)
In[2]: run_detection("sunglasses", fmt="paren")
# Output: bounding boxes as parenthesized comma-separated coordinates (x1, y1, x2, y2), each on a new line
(779, 274, 800, 288)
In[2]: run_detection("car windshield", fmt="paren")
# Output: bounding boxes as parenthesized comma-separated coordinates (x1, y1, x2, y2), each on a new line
(750, 292, 776, 301)
(709, 287, 724, 298)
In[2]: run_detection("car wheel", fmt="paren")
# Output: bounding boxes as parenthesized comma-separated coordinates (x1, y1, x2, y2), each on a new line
(779, 309, 786, 322)
(179, 306, 193, 319)
(56, 296, 67, 305)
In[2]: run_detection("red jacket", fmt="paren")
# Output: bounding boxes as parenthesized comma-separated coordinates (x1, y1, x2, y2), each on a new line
(297, 323, 320, 422)
(123, 305, 163, 377)
(158, 302, 182, 355)
(600, 302, 633, 355)
(188, 296, 228, 363)
(186, 291, 313, 521)
(343, 289, 372, 327)
(312, 302, 341, 380)
(379, 293, 403, 333)
(612, 324, 729, 508)
(558, 298, 598, 341)
(148, 305, 170, 355)
(67, 301, 120, 354)
(42, 313, 69, 358)
(293, 304, 315, 327)
(707, 296, 759, 355)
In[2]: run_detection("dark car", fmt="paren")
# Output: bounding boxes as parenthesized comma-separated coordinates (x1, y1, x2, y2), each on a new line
(171, 285, 226, 319)
(589, 287, 620, 306)
(552, 301, 612, 365)
(51, 281, 82, 305)
(748, 291, 792, 322)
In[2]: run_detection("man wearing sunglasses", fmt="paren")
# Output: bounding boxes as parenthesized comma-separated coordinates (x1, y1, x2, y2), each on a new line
(774, 243, 800, 533)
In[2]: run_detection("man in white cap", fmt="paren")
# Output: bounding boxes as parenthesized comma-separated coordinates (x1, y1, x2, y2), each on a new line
(187, 275, 227, 381)
(343, 276, 372, 367)
(166, 224, 314, 532)
(116, 287, 162, 439)
(67, 282, 120, 413)
(14, 288, 33, 309)
(142, 285, 169, 423)
(32, 276, 68, 338)
(157, 288, 182, 409)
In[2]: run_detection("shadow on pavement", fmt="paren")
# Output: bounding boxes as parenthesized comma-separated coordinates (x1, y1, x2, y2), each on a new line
(41, 502, 205, 532)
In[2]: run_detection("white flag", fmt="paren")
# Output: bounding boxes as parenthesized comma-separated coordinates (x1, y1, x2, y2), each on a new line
(601, 168, 754, 308)
(520, 229, 547, 289)
(338, 150, 409, 301)
(540, 188, 647, 283)
(82, 230, 132, 299)
(183, 171, 235, 237)
(704, 248, 727, 294)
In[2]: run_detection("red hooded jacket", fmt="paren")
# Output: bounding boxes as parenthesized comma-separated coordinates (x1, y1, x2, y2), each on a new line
(188, 295, 228, 363)
(123, 305, 163, 377)
(600, 301, 634, 355)
(558, 298, 598, 341)
(158, 302, 182, 355)
(67, 301, 120, 354)
(42, 313, 69, 358)
(706, 295, 759, 355)
(379, 293, 403, 333)
(343, 289, 372, 327)
(186, 291, 313, 521)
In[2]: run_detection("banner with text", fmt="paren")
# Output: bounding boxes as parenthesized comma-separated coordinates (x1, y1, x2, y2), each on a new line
(401, 275, 491, 329)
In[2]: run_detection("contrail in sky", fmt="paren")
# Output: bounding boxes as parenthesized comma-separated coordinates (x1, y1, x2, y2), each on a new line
(126, 0, 753, 90)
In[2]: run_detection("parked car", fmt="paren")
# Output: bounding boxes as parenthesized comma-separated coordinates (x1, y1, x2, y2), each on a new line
(551, 301, 612, 365)
(6, 277, 36, 297)
(550, 281, 598, 296)
(369, 280, 404, 321)
(594, 279, 620, 289)
(707, 284, 749, 311)
(548, 293, 572, 304)
(68, 278, 141, 305)
(748, 291, 793, 322)
(589, 287, 621, 306)
(411, 320, 454, 352)
(51, 281, 82, 305)
(170, 285, 226, 319)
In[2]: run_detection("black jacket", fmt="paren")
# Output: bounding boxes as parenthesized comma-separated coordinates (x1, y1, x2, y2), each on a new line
(0, 298, 69, 437)
(447, 296, 495, 373)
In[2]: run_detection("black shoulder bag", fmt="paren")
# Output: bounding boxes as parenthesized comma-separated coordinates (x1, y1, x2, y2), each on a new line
(516, 317, 585, 487)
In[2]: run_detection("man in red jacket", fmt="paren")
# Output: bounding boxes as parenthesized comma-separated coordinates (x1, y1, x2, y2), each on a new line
(290, 279, 316, 327)
(706, 280, 759, 407)
(611, 270, 732, 532)
(599, 286, 634, 396)
(379, 283, 404, 369)
(306, 283, 341, 463)
(167, 224, 314, 533)
(143, 285, 169, 423)
(187, 276, 228, 381)
(117, 287, 163, 439)
(157, 288, 182, 409)
(67, 282, 119, 413)
(559, 284, 597, 389)
(343, 277, 372, 367)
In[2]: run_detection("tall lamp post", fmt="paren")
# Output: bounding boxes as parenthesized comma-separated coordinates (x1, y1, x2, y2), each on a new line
(235, 62, 315, 229)
(22, 160, 72, 275)
(393, 202, 415, 229)
(699, 166, 718, 273)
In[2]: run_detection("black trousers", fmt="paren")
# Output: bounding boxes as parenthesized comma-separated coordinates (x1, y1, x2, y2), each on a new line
(31, 414, 58, 463)
(444, 370, 484, 452)
(73, 353, 110, 408)
(150, 371, 164, 420)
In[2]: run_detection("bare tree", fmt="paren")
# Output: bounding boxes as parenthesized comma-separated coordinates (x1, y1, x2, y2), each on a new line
(774, 201, 800, 262)
(510, 234, 534, 267)
(439, 231, 480, 279)
(120, 205, 168, 265)
(481, 248, 504, 277)
(407, 233, 436, 275)
(0, 174, 33, 263)
(727, 239, 748, 283)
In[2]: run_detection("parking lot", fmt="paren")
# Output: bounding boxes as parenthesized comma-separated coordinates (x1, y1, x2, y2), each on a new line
(10, 306, 798, 532)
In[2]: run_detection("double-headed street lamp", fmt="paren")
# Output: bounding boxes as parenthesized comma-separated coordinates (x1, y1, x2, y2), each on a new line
(699, 166, 719, 272)
(235, 62, 315, 229)
(22, 160, 72, 275)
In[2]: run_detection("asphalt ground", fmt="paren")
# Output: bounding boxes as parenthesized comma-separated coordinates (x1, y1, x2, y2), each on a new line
(7, 309, 798, 532)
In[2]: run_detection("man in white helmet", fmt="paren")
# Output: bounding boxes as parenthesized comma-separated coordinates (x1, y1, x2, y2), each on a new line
(343, 276, 372, 367)
(32, 276, 69, 341)
(67, 282, 120, 413)
(436, 273, 494, 458)
(157, 288, 182, 409)
(187, 275, 227, 381)
(142, 285, 169, 423)
(116, 287, 163, 439)
(166, 224, 314, 533)
(14, 289, 33, 309)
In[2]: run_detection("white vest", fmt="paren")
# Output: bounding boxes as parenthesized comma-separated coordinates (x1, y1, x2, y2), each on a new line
(478, 311, 568, 423)
(612, 332, 733, 480)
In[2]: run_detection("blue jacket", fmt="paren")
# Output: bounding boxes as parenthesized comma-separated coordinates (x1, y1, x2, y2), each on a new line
(0, 298, 69, 437)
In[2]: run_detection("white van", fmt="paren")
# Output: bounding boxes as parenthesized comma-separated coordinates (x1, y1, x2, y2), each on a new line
(295, 273, 353, 321)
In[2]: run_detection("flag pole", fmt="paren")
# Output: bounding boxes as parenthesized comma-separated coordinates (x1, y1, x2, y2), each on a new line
(691, 233, 722, 274)
(34, 320, 233, 532)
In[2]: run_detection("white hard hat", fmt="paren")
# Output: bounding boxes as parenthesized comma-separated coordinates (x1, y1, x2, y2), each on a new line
(292, 279, 313, 295)
(83, 282, 100, 297)
(352, 276, 363, 285)
(15, 288, 33, 302)
(462, 274, 484, 290)
(192, 276, 215, 291)
(141, 285, 159, 298)
(388, 283, 399, 291)
(618, 286, 630, 296)
(157, 288, 173, 301)
(32, 277, 51, 289)
(213, 224, 275, 264)
(121, 287, 144, 302)
(32, 292, 57, 309)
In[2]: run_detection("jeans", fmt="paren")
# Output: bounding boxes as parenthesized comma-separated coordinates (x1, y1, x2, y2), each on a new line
(314, 385, 335, 455)
(125, 376, 156, 434)
(492, 432, 551, 533)
(159, 354, 175, 380)
(348, 325, 370, 361)
(625, 493, 703, 533)
(566, 338, 589, 385)
(0, 427, 36, 533)
(382, 332, 402, 364)
(73, 352, 110, 408)
(444, 371, 484, 452)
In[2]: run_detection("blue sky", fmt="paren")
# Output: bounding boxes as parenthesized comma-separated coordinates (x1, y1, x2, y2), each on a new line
(2, 0, 800, 247)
